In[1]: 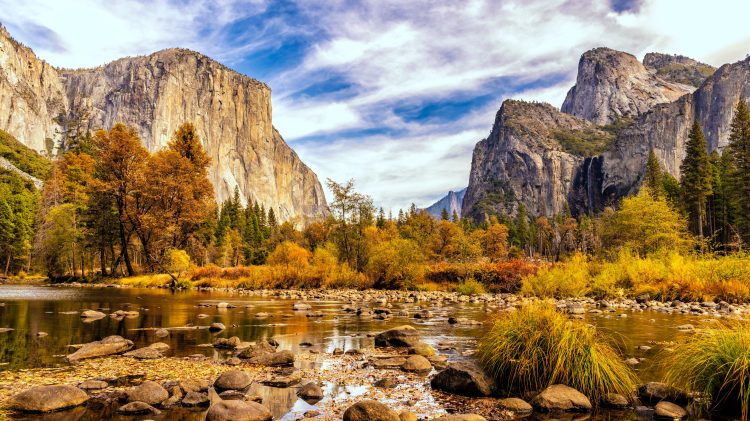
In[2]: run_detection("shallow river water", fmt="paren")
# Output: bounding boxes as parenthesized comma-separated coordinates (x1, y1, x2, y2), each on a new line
(0, 285, 721, 420)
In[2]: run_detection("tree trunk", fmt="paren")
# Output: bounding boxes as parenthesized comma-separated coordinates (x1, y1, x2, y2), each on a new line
(119, 223, 134, 276)
(4, 254, 10, 277)
(697, 202, 704, 252)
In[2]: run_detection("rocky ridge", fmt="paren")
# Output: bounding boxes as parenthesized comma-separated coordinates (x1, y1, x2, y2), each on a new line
(425, 188, 466, 219)
(561, 47, 695, 125)
(0, 25, 326, 223)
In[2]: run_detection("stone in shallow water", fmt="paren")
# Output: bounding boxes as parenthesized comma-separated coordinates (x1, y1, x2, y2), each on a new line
(401, 355, 432, 373)
(246, 350, 295, 367)
(430, 362, 495, 396)
(603, 392, 629, 409)
(78, 379, 109, 391)
(117, 401, 161, 415)
(154, 328, 169, 337)
(206, 400, 272, 421)
(374, 325, 421, 348)
(655, 401, 687, 419)
(123, 346, 163, 359)
(532, 384, 592, 412)
(343, 400, 400, 421)
(370, 357, 407, 369)
(374, 377, 398, 389)
(214, 369, 252, 391)
(297, 382, 324, 401)
(182, 391, 210, 407)
(432, 416, 487, 421)
(65, 335, 133, 362)
(497, 397, 533, 413)
(10, 385, 89, 412)
(209, 322, 226, 332)
(148, 342, 170, 352)
(127, 381, 168, 405)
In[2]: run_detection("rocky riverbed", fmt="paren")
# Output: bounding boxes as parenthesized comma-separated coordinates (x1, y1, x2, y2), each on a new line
(0, 285, 747, 420)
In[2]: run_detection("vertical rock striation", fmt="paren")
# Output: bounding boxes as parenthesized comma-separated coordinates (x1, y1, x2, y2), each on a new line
(0, 27, 327, 223)
(561, 47, 695, 125)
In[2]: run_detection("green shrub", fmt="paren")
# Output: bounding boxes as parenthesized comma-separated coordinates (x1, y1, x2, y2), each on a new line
(477, 303, 638, 405)
(454, 277, 486, 295)
(665, 321, 750, 419)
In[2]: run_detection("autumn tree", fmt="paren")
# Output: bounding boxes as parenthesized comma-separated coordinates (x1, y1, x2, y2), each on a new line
(727, 99, 750, 244)
(326, 179, 374, 271)
(92, 124, 149, 276)
(680, 121, 713, 244)
(602, 189, 691, 256)
(644, 149, 664, 197)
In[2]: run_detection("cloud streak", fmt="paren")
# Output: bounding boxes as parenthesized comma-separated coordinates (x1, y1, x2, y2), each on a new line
(3, 0, 750, 211)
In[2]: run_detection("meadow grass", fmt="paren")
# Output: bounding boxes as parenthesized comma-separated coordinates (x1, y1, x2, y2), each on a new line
(476, 303, 638, 405)
(664, 321, 750, 420)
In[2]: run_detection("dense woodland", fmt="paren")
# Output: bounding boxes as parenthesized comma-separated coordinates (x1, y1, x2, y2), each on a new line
(1, 101, 750, 295)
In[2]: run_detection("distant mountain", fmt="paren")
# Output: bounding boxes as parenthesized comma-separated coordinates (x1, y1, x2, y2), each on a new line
(425, 188, 466, 219)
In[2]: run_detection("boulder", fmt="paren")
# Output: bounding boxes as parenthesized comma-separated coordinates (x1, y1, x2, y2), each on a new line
(432, 416, 487, 421)
(497, 397, 533, 413)
(247, 350, 295, 367)
(430, 362, 494, 396)
(180, 378, 210, 393)
(370, 357, 407, 369)
(400, 411, 418, 421)
(297, 382, 324, 401)
(214, 369, 253, 391)
(532, 384, 592, 412)
(343, 400, 400, 421)
(148, 342, 170, 352)
(401, 355, 432, 372)
(237, 340, 276, 359)
(182, 391, 210, 407)
(117, 401, 161, 415)
(655, 401, 687, 419)
(603, 393, 629, 409)
(123, 347, 163, 359)
(126, 381, 168, 405)
(10, 385, 89, 412)
(206, 400, 273, 421)
(374, 325, 421, 348)
(214, 336, 242, 349)
(66, 335, 134, 362)
(408, 343, 436, 357)
(638, 382, 688, 405)
(154, 328, 169, 337)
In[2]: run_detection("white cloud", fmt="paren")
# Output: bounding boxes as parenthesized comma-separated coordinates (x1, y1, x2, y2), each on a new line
(4, 0, 750, 211)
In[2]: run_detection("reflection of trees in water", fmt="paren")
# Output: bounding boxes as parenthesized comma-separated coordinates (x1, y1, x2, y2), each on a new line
(249, 383, 298, 419)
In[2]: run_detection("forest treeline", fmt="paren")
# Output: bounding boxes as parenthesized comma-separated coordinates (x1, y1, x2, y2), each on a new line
(1, 101, 750, 293)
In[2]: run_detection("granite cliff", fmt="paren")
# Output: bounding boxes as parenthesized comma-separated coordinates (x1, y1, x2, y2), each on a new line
(561, 48, 696, 125)
(464, 47, 735, 220)
(0, 26, 326, 223)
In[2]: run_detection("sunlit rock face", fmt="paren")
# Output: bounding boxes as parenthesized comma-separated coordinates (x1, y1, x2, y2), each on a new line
(0, 26, 327, 224)
(561, 47, 695, 125)
(462, 100, 609, 219)
(602, 57, 750, 198)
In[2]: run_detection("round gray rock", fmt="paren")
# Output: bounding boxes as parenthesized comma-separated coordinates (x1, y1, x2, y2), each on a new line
(497, 397, 532, 413)
(117, 401, 161, 415)
(430, 362, 494, 396)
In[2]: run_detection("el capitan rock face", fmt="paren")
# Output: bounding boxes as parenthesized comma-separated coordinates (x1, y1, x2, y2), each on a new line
(561, 47, 695, 125)
(0, 26, 326, 223)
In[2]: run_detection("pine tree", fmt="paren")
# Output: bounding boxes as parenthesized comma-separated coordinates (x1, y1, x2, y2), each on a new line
(440, 208, 450, 221)
(644, 149, 663, 197)
(680, 121, 712, 244)
(727, 99, 750, 244)
(515, 203, 530, 254)
(451, 210, 459, 223)
(376, 207, 386, 228)
(0, 196, 16, 276)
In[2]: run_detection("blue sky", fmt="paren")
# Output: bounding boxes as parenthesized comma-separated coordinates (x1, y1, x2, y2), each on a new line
(2, 0, 749, 211)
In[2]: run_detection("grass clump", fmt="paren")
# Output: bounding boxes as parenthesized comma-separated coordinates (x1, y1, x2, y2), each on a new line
(521, 253, 590, 298)
(665, 321, 750, 420)
(476, 303, 637, 405)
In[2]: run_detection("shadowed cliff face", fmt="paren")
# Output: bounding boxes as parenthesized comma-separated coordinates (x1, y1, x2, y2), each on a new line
(0, 27, 327, 224)
(603, 57, 750, 197)
(462, 100, 610, 220)
(463, 47, 738, 220)
(562, 47, 695, 125)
